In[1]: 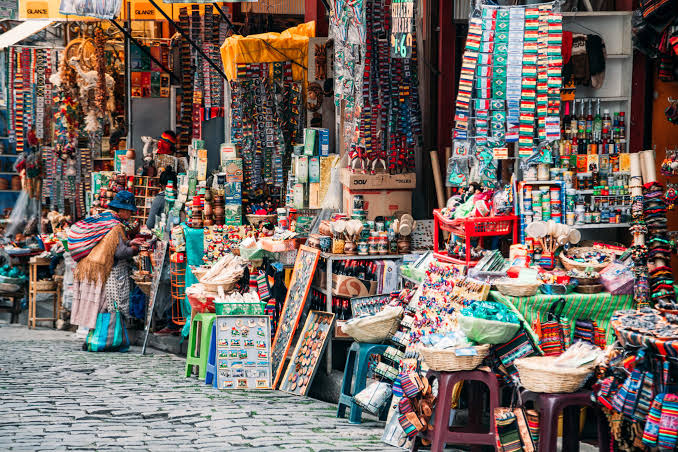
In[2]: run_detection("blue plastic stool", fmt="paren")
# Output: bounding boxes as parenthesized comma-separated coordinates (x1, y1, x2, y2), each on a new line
(337, 342, 390, 424)
(204, 322, 218, 388)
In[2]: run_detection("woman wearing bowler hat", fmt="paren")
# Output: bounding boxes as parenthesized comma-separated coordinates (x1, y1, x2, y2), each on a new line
(68, 191, 144, 338)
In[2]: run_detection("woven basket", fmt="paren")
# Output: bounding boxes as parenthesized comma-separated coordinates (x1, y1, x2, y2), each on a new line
(200, 277, 239, 294)
(419, 344, 490, 371)
(34, 280, 56, 291)
(190, 266, 208, 281)
(246, 214, 277, 227)
(515, 356, 594, 393)
(495, 279, 540, 297)
(658, 307, 678, 316)
(0, 282, 21, 293)
(135, 281, 152, 297)
(342, 314, 402, 343)
(575, 284, 604, 294)
(559, 247, 612, 272)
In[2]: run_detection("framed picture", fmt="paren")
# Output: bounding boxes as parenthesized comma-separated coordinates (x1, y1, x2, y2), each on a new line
(279, 310, 334, 396)
(270, 245, 320, 388)
(215, 315, 272, 390)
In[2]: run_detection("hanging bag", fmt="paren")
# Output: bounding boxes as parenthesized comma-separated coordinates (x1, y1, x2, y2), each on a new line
(85, 300, 130, 352)
(538, 298, 567, 356)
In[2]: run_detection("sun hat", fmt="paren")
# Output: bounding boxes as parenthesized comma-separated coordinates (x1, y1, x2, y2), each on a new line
(108, 190, 137, 212)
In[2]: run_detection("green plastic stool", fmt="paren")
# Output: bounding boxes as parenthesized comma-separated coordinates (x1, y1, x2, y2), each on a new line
(185, 313, 216, 380)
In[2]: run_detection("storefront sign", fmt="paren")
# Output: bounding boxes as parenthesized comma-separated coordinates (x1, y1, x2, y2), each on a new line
(131, 1, 156, 19)
(390, 0, 414, 58)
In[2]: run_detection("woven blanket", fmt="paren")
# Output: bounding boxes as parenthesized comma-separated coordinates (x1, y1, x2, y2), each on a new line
(67, 211, 121, 261)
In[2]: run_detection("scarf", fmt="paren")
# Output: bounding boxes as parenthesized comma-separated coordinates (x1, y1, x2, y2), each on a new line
(74, 224, 125, 285)
(68, 211, 122, 261)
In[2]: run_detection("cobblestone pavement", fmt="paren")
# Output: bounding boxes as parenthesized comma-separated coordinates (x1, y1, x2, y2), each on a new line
(0, 324, 398, 451)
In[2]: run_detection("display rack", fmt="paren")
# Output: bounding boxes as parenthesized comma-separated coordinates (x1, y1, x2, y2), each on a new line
(318, 252, 408, 374)
(132, 175, 161, 224)
(433, 210, 518, 267)
(562, 11, 633, 141)
(517, 180, 567, 242)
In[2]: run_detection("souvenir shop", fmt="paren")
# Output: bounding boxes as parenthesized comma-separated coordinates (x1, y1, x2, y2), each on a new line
(1, 0, 678, 450)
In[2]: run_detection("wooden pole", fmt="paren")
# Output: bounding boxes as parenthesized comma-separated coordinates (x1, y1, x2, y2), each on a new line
(430, 150, 445, 209)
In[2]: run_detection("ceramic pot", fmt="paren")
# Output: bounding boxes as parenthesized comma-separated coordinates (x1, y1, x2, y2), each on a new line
(397, 239, 411, 254)
(125, 149, 136, 160)
(344, 241, 357, 255)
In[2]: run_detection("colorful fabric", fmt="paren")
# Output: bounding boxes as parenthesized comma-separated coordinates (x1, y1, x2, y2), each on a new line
(633, 372, 655, 422)
(658, 393, 678, 450)
(492, 329, 538, 381)
(494, 408, 523, 452)
(67, 211, 122, 261)
(490, 290, 635, 346)
(525, 409, 540, 448)
(642, 394, 665, 447)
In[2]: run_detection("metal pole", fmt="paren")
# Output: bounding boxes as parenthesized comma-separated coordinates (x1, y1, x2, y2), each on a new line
(109, 19, 180, 84)
(125, 3, 132, 149)
(146, 0, 229, 81)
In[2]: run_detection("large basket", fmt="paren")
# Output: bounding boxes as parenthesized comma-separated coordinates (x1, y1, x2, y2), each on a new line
(34, 280, 56, 291)
(246, 214, 277, 227)
(0, 282, 21, 293)
(419, 344, 490, 371)
(515, 356, 594, 393)
(559, 247, 613, 272)
(495, 279, 540, 297)
(342, 314, 402, 343)
(135, 281, 152, 297)
(190, 266, 209, 281)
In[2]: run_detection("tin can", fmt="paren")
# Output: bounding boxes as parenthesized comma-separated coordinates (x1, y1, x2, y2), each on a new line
(566, 212, 575, 225)
(353, 194, 364, 211)
(563, 171, 574, 189)
(277, 208, 288, 230)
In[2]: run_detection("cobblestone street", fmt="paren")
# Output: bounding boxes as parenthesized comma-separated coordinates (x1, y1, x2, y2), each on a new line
(0, 324, 396, 451)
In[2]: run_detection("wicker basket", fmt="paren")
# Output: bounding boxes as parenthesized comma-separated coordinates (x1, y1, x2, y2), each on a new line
(419, 344, 490, 371)
(559, 247, 613, 272)
(658, 307, 678, 316)
(246, 214, 277, 227)
(0, 282, 21, 293)
(135, 281, 152, 297)
(34, 279, 56, 291)
(495, 279, 540, 297)
(200, 278, 238, 294)
(341, 312, 402, 343)
(515, 356, 594, 393)
(575, 284, 604, 294)
(190, 266, 208, 281)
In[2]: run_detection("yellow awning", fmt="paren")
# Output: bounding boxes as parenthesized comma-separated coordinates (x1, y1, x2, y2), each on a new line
(220, 21, 315, 81)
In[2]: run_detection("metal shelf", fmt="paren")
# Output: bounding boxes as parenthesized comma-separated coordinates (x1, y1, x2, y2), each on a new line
(0, 190, 20, 193)
(0, 172, 17, 175)
(574, 223, 630, 229)
(320, 252, 407, 260)
(0, 154, 18, 157)
(561, 11, 632, 16)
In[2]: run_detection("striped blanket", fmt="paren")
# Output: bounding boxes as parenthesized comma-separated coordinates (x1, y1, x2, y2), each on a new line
(67, 211, 121, 262)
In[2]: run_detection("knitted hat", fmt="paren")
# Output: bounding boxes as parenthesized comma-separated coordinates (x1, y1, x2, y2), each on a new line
(157, 130, 177, 155)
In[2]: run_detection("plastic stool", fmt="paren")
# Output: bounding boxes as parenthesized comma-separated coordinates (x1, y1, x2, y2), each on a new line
(521, 390, 610, 452)
(337, 342, 389, 424)
(204, 322, 218, 388)
(412, 369, 501, 452)
(185, 313, 216, 380)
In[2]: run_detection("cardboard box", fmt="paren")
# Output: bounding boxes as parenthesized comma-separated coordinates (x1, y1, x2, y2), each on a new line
(342, 186, 412, 220)
(332, 274, 378, 298)
(340, 168, 417, 190)
(308, 182, 321, 209)
(260, 238, 299, 253)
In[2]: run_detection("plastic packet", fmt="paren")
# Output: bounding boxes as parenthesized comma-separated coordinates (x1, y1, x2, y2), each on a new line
(353, 381, 393, 415)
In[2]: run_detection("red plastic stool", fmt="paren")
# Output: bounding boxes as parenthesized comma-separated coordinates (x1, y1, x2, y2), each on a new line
(521, 390, 610, 452)
(412, 369, 501, 452)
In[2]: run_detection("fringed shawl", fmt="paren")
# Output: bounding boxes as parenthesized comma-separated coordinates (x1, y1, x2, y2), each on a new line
(74, 224, 125, 284)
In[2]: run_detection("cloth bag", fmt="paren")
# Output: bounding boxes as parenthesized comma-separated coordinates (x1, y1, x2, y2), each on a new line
(85, 303, 130, 352)
(535, 299, 566, 356)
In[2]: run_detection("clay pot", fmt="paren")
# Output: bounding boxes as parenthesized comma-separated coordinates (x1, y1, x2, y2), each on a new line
(306, 234, 321, 249)
(214, 205, 224, 218)
(397, 239, 411, 254)
(10, 176, 20, 191)
(318, 220, 332, 237)
(344, 241, 357, 255)
(125, 149, 136, 160)
(204, 203, 213, 217)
